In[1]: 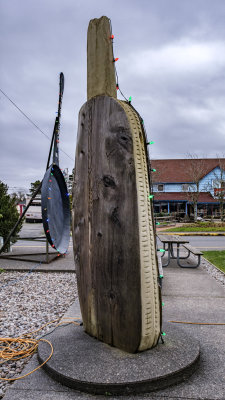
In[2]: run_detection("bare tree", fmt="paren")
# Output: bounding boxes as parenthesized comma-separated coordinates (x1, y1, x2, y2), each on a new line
(184, 154, 208, 222)
(10, 190, 26, 204)
(210, 156, 225, 221)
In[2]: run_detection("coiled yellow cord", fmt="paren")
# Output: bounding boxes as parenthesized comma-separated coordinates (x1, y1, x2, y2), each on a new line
(0, 317, 80, 381)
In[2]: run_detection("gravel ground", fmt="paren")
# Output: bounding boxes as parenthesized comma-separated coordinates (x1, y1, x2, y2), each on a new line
(201, 257, 225, 286)
(0, 271, 77, 398)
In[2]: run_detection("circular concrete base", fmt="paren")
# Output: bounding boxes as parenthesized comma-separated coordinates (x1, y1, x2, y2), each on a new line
(38, 323, 200, 396)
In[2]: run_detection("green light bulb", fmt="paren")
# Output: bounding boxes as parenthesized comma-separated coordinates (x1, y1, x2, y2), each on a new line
(129, 96, 132, 102)
(162, 302, 165, 306)
(148, 195, 154, 199)
(147, 141, 154, 145)
(159, 249, 165, 252)
(159, 274, 163, 278)
(152, 169, 156, 172)
(156, 222, 160, 225)
(162, 332, 166, 336)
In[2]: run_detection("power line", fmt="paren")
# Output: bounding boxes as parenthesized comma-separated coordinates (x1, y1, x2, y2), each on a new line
(0, 87, 74, 162)
(8, 187, 27, 190)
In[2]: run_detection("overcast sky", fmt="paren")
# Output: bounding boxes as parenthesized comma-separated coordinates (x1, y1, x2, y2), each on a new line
(1, 0, 225, 193)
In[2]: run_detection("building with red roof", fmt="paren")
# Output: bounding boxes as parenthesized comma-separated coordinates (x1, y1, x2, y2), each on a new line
(150, 158, 225, 217)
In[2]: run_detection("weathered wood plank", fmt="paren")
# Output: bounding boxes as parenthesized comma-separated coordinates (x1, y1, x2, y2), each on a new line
(73, 95, 161, 353)
(87, 16, 117, 100)
(73, 96, 142, 352)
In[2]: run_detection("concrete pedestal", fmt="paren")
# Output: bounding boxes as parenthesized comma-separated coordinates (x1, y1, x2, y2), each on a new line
(38, 322, 200, 396)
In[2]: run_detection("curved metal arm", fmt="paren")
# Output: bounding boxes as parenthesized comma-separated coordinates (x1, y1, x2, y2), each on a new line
(53, 72, 64, 166)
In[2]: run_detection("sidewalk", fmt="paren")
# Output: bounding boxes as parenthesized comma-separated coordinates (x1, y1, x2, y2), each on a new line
(3, 257, 225, 399)
(0, 240, 75, 272)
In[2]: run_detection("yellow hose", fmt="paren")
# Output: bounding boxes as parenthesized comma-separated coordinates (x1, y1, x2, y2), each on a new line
(0, 317, 80, 381)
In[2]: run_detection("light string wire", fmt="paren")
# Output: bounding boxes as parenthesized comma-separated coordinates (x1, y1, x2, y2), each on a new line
(109, 22, 160, 230)
(0, 317, 81, 382)
(44, 164, 70, 254)
(109, 19, 164, 338)
(108, 19, 154, 189)
(110, 28, 225, 332)
(109, 21, 156, 216)
(109, 19, 129, 102)
(0, 262, 41, 289)
(0, 87, 74, 162)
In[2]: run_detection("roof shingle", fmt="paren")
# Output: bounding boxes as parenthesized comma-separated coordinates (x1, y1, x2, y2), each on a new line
(151, 158, 225, 183)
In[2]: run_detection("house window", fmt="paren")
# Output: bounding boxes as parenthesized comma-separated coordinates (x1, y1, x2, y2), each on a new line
(158, 184, 164, 192)
(182, 184, 189, 191)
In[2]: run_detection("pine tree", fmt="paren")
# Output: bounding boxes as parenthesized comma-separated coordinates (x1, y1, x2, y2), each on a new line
(29, 180, 41, 195)
(0, 181, 23, 250)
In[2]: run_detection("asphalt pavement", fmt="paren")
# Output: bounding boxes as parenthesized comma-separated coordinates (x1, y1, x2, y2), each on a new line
(185, 235, 225, 251)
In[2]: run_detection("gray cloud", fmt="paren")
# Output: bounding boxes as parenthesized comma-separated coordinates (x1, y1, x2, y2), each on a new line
(1, 0, 225, 192)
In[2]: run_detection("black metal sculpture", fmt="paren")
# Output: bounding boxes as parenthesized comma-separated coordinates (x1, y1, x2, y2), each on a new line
(41, 73, 70, 255)
(0, 73, 70, 258)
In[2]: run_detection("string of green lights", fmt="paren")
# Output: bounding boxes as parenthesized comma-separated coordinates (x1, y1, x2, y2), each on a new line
(109, 24, 166, 339)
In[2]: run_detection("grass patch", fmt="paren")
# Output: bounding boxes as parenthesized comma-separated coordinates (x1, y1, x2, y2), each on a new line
(164, 222, 225, 232)
(203, 251, 225, 273)
(0, 268, 5, 273)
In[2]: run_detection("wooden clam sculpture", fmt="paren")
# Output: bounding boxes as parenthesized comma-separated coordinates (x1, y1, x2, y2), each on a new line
(72, 16, 162, 353)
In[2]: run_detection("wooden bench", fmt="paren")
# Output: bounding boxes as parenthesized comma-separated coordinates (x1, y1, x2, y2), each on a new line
(177, 244, 202, 268)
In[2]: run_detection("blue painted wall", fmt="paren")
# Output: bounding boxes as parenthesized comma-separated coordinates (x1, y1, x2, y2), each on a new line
(199, 167, 222, 195)
(153, 167, 224, 196)
(153, 183, 183, 192)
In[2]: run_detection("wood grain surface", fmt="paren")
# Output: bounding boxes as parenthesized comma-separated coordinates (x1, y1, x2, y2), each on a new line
(87, 16, 117, 100)
(73, 95, 161, 353)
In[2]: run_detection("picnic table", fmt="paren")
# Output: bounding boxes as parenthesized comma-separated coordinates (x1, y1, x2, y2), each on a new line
(157, 234, 202, 268)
